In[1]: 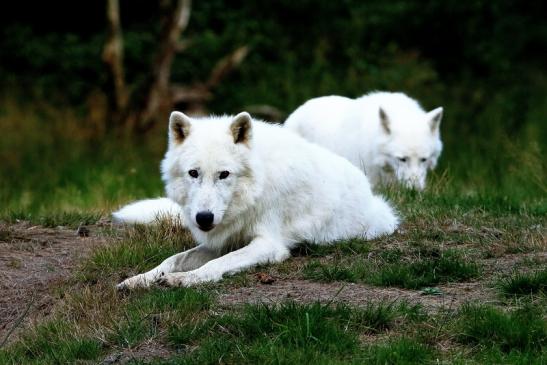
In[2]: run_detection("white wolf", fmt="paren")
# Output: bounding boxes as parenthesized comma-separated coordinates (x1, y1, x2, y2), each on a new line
(284, 92, 444, 190)
(115, 111, 398, 289)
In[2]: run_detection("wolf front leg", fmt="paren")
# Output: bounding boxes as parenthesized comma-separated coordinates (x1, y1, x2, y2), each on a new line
(116, 245, 219, 290)
(157, 235, 291, 287)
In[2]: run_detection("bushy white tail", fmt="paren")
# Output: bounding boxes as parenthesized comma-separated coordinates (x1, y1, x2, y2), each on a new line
(112, 198, 185, 225)
(364, 196, 399, 239)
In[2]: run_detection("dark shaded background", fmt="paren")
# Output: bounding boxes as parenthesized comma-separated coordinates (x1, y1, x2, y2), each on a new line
(2, 1, 546, 109)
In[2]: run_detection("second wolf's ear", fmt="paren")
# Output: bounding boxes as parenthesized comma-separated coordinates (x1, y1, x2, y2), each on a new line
(230, 112, 252, 145)
(169, 111, 192, 144)
(427, 107, 443, 134)
(379, 107, 391, 134)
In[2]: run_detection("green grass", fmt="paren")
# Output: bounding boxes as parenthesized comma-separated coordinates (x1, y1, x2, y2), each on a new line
(166, 301, 430, 364)
(370, 249, 480, 289)
(0, 99, 166, 219)
(457, 304, 546, 354)
(0, 297, 431, 365)
(362, 337, 435, 365)
(80, 219, 193, 282)
(465, 349, 547, 365)
(294, 239, 373, 257)
(0, 286, 213, 364)
(303, 260, 362, 282)
(112, 288, 213, 348)
(0, 320, 102, 365)
(303, 248, 480, 289)
(497, 269, 547, 297)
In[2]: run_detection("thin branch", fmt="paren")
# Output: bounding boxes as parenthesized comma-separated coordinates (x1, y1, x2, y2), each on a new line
(0, 293, 36, 349)
(102, 0, 128, 113)
(206, 46, 249, 89)
(136, 0, 192, 131)
(170, 84, 212, 104)
(175, 0, 191, 34)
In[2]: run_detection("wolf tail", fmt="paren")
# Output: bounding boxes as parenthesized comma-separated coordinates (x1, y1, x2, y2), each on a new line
(363, 196, 399, 239)
(112, 198, 185, 225)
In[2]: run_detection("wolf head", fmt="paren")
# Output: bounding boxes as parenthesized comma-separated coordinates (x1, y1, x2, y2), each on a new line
(376, 106, 443, 190)
(161, 111, 255, 234)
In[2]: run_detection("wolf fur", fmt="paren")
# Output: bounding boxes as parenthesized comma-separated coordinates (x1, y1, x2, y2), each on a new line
(116, 111, 399, 289)
(112, 198, 184, 224)
(284, 91, 443, 190)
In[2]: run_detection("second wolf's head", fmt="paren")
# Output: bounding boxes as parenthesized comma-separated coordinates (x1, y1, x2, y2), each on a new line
(375, 106, 443, 190)
(161, 111, 257, 234)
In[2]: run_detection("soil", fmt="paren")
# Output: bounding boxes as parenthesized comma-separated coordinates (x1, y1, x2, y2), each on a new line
(0, 221, 107, 344)
(219, 278, 497, 311)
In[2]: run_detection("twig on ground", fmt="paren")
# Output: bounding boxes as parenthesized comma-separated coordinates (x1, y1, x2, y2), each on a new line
(0, 292, 36, 349)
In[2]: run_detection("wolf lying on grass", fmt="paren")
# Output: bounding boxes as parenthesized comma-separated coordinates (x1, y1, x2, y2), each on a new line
(284, 91, 444, 190)
(114, 111, 398, 289)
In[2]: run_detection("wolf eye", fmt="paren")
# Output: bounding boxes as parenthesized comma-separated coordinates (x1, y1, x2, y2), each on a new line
(219, 171, 230, 179)
(398, 157, 408, 163)
(188, 170, 199, 178)
(420, 158, 428, 163)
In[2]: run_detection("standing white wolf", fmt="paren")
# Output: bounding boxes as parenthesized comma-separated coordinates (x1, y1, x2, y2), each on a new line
(115, 111, 398, 289)
(284, 92, 444, 190)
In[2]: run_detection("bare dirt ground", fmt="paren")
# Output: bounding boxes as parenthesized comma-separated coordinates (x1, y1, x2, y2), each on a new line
(219, 279, 497, 311)
(0, 222, 107, 344)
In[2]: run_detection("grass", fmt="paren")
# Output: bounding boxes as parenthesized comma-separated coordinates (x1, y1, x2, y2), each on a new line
(0, 219, 545, 363)
(457, 303, 546, 354)
(166, 301, 429, 364)
(497, 269, 547, 297)
(80, 218, 193, 282)
(112, 288, 213, 348)
(0, 285, 214, 364)
(0, 99, 166, 219)
(362, 338, 435, 365)
(0, 320, 102, 365)
(370, 249, 480, 289)
(303, 248, 480, 289)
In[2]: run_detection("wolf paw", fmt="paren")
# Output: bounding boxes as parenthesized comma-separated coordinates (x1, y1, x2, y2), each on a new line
(116, 282, 130, 292)
(155, 276, 172, 287)
(116, 274, 155, 290)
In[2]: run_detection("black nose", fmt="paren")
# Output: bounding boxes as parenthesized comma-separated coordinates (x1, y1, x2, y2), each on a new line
(196, 211, 214, 230)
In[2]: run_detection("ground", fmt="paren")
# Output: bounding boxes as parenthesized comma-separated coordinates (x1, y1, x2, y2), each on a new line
(0, 222, 107, 343)
(0, 194, 545, 364)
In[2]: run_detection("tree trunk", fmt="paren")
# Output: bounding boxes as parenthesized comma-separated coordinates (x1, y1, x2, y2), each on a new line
(102, 0, 128, 126)
(133, 0, 192, 132)
(102, 0, 249, 134)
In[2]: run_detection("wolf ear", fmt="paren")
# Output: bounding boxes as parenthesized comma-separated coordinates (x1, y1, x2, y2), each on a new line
(169, 111, 192, 144)
(427, 107, 443, 134)
(230, 112, 252, 145)
(379, 107, 391, 134)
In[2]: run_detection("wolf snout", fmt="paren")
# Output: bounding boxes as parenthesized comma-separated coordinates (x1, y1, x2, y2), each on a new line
(404, 177, 425, 191)
(196, 211, 215, 231)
